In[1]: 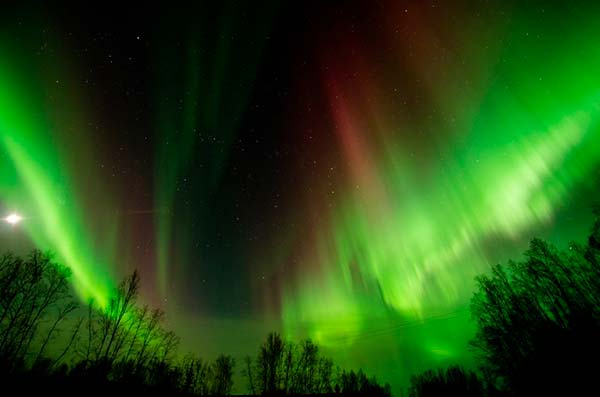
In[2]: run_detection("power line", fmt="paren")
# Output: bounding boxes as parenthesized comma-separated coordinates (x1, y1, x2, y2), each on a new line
(323, 306, 471, 345)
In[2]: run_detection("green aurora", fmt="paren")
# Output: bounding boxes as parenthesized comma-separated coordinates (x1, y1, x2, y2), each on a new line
(1, 1, 600, 393)
(0, 34, 116, 307)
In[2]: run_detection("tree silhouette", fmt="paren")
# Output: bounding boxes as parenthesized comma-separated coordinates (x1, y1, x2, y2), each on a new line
(0, 251, 192, 395)
(244, 332, 388, 396)
(0, 251, 76, 372)
(180, 353, 212, 395)
(470, 212, 600, 395)
(211, 354, 235, 395)
(0, 250, 393, 396)
(408, 365, 483, 397)
(97, 270, 141, 364)
(338, 368, 391, 397)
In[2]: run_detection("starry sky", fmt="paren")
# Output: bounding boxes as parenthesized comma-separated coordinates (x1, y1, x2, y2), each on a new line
(2, 1, 600, 393)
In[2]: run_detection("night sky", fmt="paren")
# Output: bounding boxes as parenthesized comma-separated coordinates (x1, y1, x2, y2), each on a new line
(2, 1, 600, 392)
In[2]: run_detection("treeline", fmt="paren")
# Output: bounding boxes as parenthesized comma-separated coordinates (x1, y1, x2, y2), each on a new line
(408, 210, 600, 396)
(8, 208, 597, 397)
(243, 332, 390, 396)
(0, 250, 389, 396)
(0, 251, 232, 395)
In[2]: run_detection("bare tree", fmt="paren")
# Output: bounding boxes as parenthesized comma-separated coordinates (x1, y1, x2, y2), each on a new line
(243, 355, 256, 395)
(135, 308, 164, 367)
(123, 305, 149, 361)
(34, 299, 78, 364)
(99, 270, 140, 363)
(52, 316, 84, 368)
(212, 354, 235, 395)
(0, 251, 76, 368)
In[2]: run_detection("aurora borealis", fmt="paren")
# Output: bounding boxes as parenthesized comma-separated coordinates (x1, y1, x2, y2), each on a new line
(2, 1, 600, 393)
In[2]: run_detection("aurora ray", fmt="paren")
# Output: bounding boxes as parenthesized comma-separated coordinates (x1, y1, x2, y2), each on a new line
(278, 2, 600, 387)
(1, 1, 600, 394)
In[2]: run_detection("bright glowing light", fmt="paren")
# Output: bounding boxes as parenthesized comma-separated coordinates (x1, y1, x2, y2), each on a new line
(4, 213, 22, 225)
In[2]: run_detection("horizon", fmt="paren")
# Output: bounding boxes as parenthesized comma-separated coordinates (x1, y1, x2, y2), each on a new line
(2, 1, 600, 394)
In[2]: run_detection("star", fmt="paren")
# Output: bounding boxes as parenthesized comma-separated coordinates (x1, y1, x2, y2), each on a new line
(4, 213, 23, 225)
